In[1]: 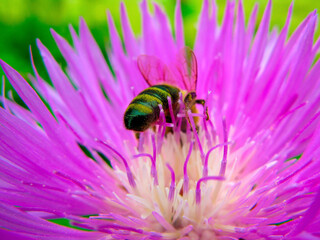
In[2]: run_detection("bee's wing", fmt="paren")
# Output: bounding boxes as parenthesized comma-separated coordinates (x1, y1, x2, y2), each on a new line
(175, 47, 198, 91)
(137, 55, 177, 87)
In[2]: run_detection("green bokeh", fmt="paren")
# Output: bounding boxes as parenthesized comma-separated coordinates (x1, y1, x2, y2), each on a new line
(0, 0, 319, 79)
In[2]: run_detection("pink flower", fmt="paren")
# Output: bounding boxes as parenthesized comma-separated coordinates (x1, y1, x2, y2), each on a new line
(1, 0, 320, 239)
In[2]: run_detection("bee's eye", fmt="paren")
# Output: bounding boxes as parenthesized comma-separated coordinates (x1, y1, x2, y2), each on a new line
(190, 92, 196, 99)
(184, 92, 196, 103)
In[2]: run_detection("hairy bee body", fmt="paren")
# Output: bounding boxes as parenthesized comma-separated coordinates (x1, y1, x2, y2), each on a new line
(124, 84, 180, 132)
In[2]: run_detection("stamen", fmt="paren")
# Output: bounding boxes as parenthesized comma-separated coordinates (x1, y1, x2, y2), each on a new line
(156, 104, 174, 151)
(179, 91, 183, 104)
(132, 153, 158, 185)
(158, 104, 165, 122)
(177, 113, 186, 118)
(166, 163, 176, 202)
(203, 141, 232, 177)
(174, 116, 183, 143)
(196, 176, 225, 204)
(187, 113, 207, 118)
(207, 119, 216, 140)
(175, 92, 184, 135)
(133, 153, 153, 161)
(186, 122, 192, 143)
(203, 122, 212, 147)
(158, 104, 166, 150)
(167, 96, 176, 127)
(152, 211, 176, 231)
(151, 134, 158, 185)
(134, 135, 158, 185)
(176, 116, 182, 135)
(97, 139, 136, 188)
(219, 119, 228, 176)
(188, 110, 205, 163)
(184, 140, 194, 192)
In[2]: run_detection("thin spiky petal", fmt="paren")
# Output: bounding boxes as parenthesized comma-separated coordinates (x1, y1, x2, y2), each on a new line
(174, 0, 184, 49)
(120, 2, 138, 57)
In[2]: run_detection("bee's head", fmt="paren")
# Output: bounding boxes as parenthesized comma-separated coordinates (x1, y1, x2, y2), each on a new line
(183, 91, 197, 110)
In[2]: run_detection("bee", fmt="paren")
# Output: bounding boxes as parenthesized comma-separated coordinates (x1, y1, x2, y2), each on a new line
(124, 47, 208, 132)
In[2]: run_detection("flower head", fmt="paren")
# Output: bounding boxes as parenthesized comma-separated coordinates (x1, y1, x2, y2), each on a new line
(1, 0, 320, 239)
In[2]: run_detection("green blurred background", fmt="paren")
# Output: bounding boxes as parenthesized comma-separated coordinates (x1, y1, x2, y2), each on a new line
(0, 0, 319, 80)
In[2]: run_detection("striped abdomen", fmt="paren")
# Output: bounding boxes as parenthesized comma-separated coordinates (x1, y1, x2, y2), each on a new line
(124, 84, 180, 132)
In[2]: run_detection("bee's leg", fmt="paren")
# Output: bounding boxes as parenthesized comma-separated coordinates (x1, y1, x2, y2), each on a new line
(185, 110, 194, 133)
(135, 132, 143, 151)
(185, 110, 192, 128)
(195, 99, 209, 120)
(135, 132, 140, 139)
(185, 110, 200, 133)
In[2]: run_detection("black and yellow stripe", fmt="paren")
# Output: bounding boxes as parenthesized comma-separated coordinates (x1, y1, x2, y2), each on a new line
(124, 84, 180, 131)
